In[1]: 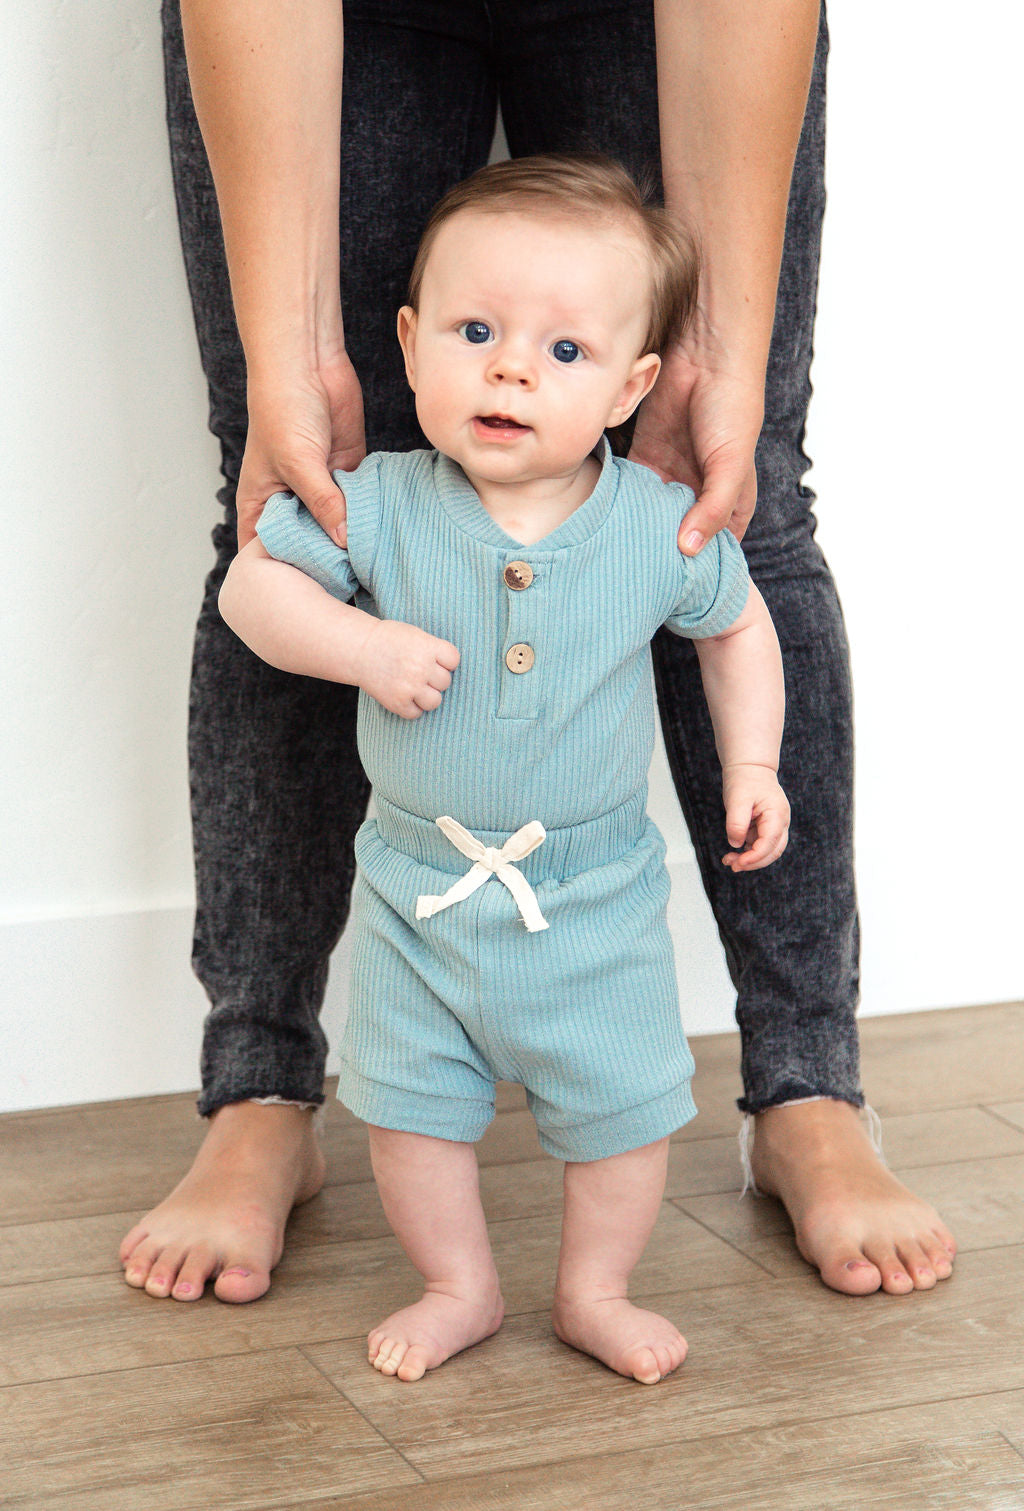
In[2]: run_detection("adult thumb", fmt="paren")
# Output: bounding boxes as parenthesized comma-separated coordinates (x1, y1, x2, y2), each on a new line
(297, 466, 349, 548)
(676, 458, 756, 556)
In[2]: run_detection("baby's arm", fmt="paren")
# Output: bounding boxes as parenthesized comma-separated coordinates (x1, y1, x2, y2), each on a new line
(693, 583, 790, 871)
(219, 539, 460, 720)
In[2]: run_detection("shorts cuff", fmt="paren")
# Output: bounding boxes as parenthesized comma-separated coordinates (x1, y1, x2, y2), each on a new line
(338, 1062, 495, 1144)
(536, 1082, 697, 1162)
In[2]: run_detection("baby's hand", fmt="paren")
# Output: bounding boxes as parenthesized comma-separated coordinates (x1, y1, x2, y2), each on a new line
(359, 619, 460, 719)
(721, 764, 790, 872)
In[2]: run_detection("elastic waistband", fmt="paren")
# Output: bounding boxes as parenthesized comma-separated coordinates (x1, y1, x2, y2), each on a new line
(372, 792, 649, 882)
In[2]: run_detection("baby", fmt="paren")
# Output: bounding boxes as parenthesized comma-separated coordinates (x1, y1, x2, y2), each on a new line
(220, 154, 790, 1386)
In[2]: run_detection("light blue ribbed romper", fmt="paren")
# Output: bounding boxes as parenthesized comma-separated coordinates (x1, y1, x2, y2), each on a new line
(257, 439, 750, 1160)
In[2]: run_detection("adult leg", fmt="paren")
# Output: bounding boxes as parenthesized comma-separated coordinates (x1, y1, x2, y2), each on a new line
(496, 0, 954, 1294)
(121, 0, 498, 1302)
(651, 5, 952, 1296)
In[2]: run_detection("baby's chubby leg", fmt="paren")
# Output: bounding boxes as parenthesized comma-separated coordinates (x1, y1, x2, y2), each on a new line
(366, 1128, 504, 1381)
(552, 1137, 686, 1385)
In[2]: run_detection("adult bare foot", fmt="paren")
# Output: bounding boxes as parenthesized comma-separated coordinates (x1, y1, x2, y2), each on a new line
(552, 1293, 688, 1384)
(119, 1101, 325, 1303)
(750, 1099, 957, 1296)
(368, 1283, 504, 1382)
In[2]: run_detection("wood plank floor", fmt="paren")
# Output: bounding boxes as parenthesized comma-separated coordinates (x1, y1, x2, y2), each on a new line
(1, 1001, 1023, 1510)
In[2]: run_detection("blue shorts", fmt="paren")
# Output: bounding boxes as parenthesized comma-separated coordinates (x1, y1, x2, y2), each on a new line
(338, 796, 697, 1161)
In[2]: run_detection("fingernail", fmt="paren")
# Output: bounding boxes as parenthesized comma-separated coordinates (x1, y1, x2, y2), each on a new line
(684, 530, 704, 552)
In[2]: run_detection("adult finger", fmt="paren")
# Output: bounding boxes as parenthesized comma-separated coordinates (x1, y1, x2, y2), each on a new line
(677, 457, 757, 555)
(236, 454, 349, 550)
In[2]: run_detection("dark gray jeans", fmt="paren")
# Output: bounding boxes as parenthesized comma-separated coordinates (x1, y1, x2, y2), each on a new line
(162, 0, 860, 1118)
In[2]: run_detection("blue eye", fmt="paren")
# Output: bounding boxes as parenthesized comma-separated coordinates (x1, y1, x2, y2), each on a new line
(459, 320, 492, 344)
(552, 339, 582, 364)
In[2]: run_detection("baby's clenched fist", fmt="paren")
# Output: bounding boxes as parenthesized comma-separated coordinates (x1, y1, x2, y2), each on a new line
(360, 619, 460, 719)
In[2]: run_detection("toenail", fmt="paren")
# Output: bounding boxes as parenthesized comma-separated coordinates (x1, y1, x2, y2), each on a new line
(221, 1268, 251, 1278)
(175, 1283, 193, 1295)
(845, 1260, 873, 1271)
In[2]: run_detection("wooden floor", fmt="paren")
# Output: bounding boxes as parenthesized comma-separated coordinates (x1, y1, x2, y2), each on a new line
(2, 1001, 1023, 1510)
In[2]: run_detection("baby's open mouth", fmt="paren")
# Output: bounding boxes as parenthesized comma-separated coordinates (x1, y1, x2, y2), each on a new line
(477, 414, 529, 430)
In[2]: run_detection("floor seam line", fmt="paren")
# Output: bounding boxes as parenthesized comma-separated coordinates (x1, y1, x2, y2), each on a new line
(296, 1345, 429, 1482)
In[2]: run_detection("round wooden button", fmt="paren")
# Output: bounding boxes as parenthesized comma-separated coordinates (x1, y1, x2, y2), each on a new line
(505, 643, 535, 673)
(503, 561, 534, 591)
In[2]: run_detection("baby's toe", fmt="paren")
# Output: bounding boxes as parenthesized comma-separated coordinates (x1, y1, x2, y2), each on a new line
(629, 1347, 663, 1385)
(396, 1345, 431, 1382)
(369, 1336, 404, 1375)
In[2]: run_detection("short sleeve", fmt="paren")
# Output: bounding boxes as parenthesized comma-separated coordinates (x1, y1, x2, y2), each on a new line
(663, 528, 750, 639)
(255, 452, 384, 602)
(256, 494, 358, 599)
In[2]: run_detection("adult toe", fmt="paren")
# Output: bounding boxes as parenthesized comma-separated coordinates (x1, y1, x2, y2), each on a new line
(817, 1246, 883, 1296)
(122, 1235, 160, 1288)
(872, 1247, 915, 1295)
(143, 1245, 187, 1298)
(170, 1245, 217, 1301)
(213, 1261, 271, 1304)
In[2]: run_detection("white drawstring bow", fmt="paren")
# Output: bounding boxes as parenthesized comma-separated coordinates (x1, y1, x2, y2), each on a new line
(415, 816, 550, 932)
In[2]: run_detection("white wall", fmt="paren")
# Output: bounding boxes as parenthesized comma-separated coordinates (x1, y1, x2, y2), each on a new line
(1, 4, 1020, 1112)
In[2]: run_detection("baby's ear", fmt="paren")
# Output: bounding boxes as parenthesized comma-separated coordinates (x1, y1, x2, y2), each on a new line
(396, 306, 418, 390)
(609, 352, 661, 426)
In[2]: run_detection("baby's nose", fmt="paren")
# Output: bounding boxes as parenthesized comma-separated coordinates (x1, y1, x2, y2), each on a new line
(488, 346, 535, 387)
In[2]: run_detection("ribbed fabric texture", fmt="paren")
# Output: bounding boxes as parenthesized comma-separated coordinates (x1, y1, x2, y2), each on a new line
(257, 439, 750, 842)
(342, 811, 698, 1159)
(256, 440, 750, 1158)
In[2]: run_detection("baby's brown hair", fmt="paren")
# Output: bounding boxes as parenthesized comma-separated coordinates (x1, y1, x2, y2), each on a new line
(407, 153, 700, 359)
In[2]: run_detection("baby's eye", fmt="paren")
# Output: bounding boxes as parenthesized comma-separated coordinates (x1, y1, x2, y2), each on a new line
(551, 339, 583, 364)
(458, 320, 493, 345)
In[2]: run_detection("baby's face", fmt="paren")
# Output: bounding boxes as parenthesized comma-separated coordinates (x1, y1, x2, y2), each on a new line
(397, 209, 660, 494)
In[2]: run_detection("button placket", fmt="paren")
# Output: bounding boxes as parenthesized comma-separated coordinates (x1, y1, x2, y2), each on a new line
(497, 553, 544, 720)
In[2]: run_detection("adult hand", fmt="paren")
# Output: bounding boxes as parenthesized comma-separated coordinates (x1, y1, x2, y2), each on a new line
(236, 350, 367, 549)
(628, 338, 764, 556)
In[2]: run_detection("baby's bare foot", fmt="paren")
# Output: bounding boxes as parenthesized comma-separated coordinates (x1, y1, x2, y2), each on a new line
(751, 1099, 957, 1297)
(119, 1102, 325, 1303)
(552, 1294, 687, 1384)
(368, 1284, 504, 1382)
